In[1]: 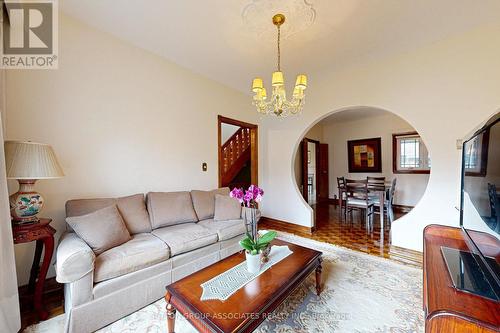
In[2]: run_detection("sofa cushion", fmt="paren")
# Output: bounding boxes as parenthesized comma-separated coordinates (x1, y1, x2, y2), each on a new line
(66, 198, 116, 218)
(66, 205, 131, 255)
(191, 187, 230, 220)
(117, 194, 151, 234)
(94, 233, 170, 283)
(198, 219, 246, 241)
(147, 191, 198, 229)
(152, 223, 218, 256)
(214, 194, 242, 221)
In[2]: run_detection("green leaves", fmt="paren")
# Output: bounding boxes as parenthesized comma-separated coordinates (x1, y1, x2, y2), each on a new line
(239, 231, 277, 254)
(258, 231, 277, 245)
(239, 237, 255, 252)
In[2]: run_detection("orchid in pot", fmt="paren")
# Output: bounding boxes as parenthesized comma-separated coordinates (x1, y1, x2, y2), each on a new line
(230, 185, 276, 273)
(239, 230, 277, 274)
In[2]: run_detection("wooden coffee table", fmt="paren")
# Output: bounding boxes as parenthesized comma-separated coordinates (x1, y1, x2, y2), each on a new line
(165, 239, 322, 333)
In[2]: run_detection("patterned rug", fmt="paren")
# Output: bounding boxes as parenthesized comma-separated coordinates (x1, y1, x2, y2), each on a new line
(26, 233, 424, 333)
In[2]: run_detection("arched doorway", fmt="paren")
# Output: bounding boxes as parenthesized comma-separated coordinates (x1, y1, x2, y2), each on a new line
(288, 107, 431, 257)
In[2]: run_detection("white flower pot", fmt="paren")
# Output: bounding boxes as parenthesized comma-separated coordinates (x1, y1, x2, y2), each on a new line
(245, 251, 262, 274)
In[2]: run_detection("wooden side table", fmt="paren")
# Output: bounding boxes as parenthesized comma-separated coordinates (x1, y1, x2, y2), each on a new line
(12, 218, 56, 320)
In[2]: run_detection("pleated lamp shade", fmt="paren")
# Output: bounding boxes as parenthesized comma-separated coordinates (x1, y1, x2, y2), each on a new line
(4, 141, 64, 179)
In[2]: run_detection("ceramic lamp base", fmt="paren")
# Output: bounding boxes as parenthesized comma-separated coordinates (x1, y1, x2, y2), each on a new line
(9, 179, 44, 225)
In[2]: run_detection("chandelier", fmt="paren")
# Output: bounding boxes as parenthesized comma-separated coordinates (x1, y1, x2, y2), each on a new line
(251, 14, 308, 117)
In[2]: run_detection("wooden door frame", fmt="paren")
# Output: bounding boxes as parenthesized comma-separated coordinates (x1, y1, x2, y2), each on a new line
(218, 115, 258, 187)
(317, 143, 329, 203)
(301, 138, 320, 204)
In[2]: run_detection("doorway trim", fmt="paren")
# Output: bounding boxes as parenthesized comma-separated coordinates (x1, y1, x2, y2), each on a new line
(218, 115, 258, 187)
(301, 137, 320, 205)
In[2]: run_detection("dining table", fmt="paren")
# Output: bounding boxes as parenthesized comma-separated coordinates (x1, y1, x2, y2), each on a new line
(340, 180, 391, 230)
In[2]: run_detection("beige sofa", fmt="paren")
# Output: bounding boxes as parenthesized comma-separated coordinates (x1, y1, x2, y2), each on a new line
(55, 188, 249, 333)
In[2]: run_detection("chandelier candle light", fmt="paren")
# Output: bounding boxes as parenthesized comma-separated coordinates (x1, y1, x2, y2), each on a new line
(251, 14, 307, 117)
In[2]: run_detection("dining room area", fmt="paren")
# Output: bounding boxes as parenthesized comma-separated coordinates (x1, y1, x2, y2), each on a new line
(289, 107, 430, 261)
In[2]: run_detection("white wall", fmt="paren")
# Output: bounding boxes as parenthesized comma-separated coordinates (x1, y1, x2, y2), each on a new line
(5, 14, 255, 285)
(260, 23, 500, 251)
(322, 111, 429, 206)
(221, 123, 240, 145)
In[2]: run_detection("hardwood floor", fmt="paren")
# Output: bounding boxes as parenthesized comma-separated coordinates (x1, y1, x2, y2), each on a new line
(259, 202, 421, 266)
(19, 277, 64, 330)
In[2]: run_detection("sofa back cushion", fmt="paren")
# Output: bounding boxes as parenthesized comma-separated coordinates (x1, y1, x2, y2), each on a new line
(147, 191, 198, 229)
(66, 198, 116, 232)
(191, 187, 230, 220)
(117, 194, 151, 234)
(66, 205, 131, 255)
(66, 198, 116, 218)
(214, 194, 242, 221)
(66, 194, 151, 234)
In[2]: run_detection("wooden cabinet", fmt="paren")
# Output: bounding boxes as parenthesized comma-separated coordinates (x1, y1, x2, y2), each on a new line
(423, 225, 500, 332)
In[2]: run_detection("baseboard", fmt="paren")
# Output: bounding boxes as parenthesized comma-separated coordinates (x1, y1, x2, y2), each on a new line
(327, 198, 339, 205)
(259, 216, 314, 235)
(392, 204, 414, 213)
(389, 245, 423, 268)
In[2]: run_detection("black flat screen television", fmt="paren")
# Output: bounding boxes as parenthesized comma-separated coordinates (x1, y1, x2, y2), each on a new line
(442, 113, 500, 301)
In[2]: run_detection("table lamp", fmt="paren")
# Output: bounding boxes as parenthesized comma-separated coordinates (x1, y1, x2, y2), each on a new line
(4, 141, 64, 224)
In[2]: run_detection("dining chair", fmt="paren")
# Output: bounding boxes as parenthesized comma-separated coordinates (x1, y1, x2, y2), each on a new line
(367, 176, 386, 192)
(344, 179, 375, 228)
(368, 175, 385, 195)
(371, 178, 397, 223)
(386, 178, 397, 222)
(337, 177, 346, 212)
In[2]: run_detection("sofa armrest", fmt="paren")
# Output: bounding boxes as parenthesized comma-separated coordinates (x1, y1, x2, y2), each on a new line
(56, 232, 95, 284)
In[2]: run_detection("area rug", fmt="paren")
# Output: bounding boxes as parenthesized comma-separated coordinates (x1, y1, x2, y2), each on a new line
(25, 233, 424, 333)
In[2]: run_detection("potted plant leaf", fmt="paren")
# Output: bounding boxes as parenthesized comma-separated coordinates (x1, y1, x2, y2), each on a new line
(239, 230, 277, 274)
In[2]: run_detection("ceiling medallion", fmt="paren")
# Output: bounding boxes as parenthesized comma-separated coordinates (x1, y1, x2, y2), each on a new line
(251, 13, 307, 117)
(242, 0, 316, 40)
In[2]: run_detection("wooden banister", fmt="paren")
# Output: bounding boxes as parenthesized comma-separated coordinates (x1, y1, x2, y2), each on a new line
(221, 127, 251, 185)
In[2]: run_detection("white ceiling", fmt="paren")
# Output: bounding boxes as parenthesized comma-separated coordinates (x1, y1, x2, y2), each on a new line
(320, 107, 394, 124)
(60, 0, 500, 94)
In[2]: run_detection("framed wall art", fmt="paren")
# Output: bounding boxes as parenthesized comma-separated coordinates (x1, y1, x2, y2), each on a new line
(347, 137, 382, 173)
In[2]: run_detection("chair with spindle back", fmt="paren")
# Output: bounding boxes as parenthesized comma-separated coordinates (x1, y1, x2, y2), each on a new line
(344, 179, 375, 228)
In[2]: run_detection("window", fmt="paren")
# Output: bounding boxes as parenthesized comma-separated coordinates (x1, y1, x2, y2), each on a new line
(393, 132, 431, 174)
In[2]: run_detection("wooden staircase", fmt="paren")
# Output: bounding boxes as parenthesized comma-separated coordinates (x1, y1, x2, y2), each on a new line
(221, 127, 251, 187)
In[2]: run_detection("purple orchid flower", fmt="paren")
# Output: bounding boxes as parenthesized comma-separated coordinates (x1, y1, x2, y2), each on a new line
(231, 185, 264, 208)
(230, 188, 244, 203)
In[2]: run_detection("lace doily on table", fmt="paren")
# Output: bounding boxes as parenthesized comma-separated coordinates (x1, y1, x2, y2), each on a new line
(200, 245, 293, 301)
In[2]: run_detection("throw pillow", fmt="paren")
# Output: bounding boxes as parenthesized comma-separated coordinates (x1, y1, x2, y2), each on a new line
(117, 193, 152, 234)
(191, 187, 230, 220)
(214, 194, 242, 221)
(66, 205, 131, 255)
